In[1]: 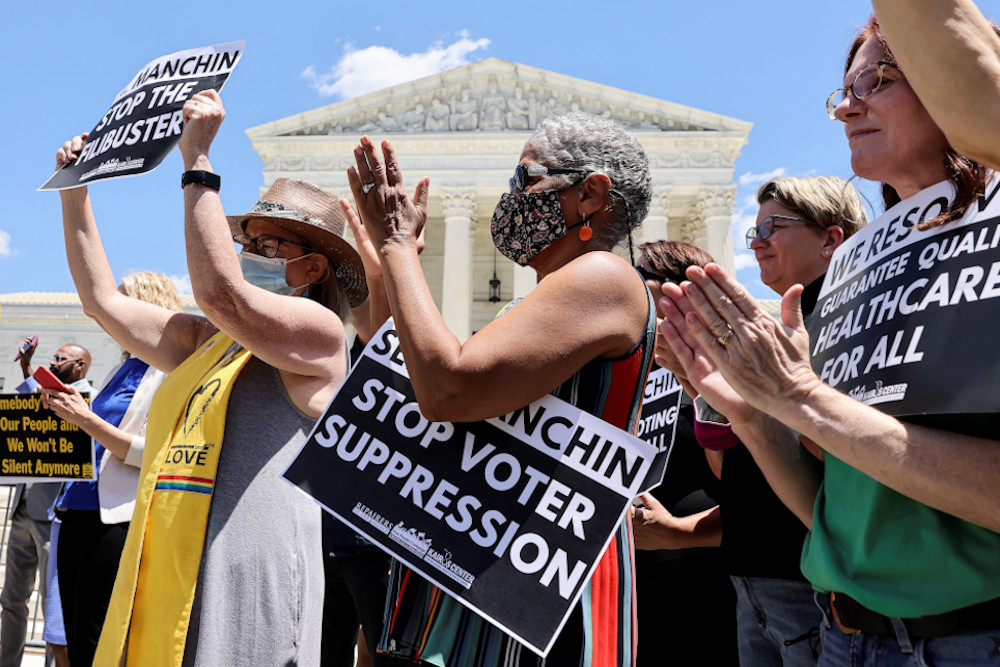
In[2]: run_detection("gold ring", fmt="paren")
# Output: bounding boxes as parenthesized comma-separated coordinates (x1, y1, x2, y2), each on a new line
(717, 329, 735, 346)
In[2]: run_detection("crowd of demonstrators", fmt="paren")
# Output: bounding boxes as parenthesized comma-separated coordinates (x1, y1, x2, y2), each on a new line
(658, 11, 1000, 667)
(2, 2, 999, 665)
(348, 112, 655, 666)
(630, 241, 738, 666)
(37, 273, 181, 667)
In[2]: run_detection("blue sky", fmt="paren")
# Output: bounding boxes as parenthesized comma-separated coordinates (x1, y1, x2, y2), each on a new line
(5, 0, 996, 301)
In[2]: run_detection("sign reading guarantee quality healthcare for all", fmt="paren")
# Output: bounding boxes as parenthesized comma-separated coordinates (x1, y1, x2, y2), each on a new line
(283, 321, 666, 657)
(39, 40, 244, 191)
(808, 174, 1000, 415)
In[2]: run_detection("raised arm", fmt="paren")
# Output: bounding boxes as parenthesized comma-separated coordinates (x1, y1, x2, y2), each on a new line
(177, 91, 346, 399)
(677, 263, 1000, 533)
(17, 337, 37, 379)
(340, 197, 425, 344)
(56, 135, 211, 373)
(347, 137, 647, 423)
(874, 0, 1000, 169)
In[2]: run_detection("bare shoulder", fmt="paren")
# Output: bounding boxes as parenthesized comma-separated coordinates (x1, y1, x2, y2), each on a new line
(540, 250, 647, 307)
(528, 251, 648, 357)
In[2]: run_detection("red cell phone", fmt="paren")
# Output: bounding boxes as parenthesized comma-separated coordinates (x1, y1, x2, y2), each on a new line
(13, 335, 38, 361)
(33, 367, 70, 393)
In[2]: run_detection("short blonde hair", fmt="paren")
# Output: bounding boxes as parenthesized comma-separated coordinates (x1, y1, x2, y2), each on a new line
(757, 176, 867, 239)
(120, 272, 183, 311)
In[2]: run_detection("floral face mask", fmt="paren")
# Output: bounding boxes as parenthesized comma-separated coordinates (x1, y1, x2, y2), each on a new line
(490, 188, 588, 266)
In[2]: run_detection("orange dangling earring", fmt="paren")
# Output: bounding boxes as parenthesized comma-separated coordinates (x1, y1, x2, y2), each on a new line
(578, 218, 593, 241)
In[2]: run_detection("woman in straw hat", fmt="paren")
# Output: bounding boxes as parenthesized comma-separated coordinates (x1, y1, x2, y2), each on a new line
(54, 89, 364, 667)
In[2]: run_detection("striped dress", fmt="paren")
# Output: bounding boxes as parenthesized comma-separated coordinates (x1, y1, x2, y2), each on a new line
(378, 292, 655, 667)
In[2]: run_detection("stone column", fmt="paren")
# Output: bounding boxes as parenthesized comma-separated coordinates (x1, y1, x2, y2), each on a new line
(440, 186, 477, 341)
(696, 185, 737, 273)
(512, 264, 536, 299)
(642, 188, 672, 244)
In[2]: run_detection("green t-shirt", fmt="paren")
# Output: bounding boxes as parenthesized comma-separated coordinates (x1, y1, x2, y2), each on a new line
(802, 448, 1000, 617)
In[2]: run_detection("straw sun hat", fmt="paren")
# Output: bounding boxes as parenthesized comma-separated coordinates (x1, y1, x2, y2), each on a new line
(227, 178, 367, 306)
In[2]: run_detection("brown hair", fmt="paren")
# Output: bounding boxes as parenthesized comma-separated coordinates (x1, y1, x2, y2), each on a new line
(847, 15, 995, 230)
(638, 241, 713, 284)
(308, 261, 352, 325)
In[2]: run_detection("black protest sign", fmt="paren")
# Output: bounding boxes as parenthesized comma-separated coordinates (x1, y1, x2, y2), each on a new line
(284, 322, 661, 657)
(0, 393, 94, 482)
(635, 366, 684, 454)
(808, 175, 1000, 415)
(39, 41, 244, 191)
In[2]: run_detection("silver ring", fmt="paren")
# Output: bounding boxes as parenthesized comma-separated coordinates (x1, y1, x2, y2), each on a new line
(361, 182, 376, 194)
(717, 328, 735, 347)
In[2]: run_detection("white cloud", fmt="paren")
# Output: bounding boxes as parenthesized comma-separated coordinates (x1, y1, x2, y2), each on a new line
(0, 230, 11, 257)
(303, 31, 491, 99)
(733, 252, 758, 271)
(738, 167, 787, 187)
(169, 274, 193, 295)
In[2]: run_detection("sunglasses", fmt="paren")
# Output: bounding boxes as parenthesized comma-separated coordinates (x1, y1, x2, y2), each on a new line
(635, 265, 671, 284)
(509, 164, 590, 194)
(50, 355, 78, 364)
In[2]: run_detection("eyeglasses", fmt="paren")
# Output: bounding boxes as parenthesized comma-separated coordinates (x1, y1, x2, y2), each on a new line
(826, 61, 902, 120)
(50, 355, 78, 364)
(745, 215, 819, 249)
(635, 265, 671, 284)
(509, 164, 590, 193)
(233, 233, 314, 259)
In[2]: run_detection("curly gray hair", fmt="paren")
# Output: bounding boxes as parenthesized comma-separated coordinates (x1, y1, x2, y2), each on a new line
(527, 112, 652, 244)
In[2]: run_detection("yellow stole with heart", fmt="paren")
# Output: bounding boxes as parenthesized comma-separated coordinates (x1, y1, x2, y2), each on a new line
(95, 331, 251, 667)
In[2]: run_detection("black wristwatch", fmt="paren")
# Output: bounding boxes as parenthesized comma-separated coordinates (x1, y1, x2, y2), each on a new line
(181, 170, 221, 191)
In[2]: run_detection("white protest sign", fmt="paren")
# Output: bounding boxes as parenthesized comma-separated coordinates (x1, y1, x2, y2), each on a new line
(39, 40, 244, 191)
(283, 321, 665, 657)
(808, 174, 1000, 414)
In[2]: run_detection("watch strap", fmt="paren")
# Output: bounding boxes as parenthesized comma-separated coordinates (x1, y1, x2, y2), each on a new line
(181, 170, 221, 190)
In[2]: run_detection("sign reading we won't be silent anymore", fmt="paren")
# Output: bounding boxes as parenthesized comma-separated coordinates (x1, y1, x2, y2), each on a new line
(0, 393, 94, 482)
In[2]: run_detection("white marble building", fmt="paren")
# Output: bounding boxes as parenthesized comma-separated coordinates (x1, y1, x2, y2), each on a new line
(246, 58, 751, 339)
(0, 58, 751, 382)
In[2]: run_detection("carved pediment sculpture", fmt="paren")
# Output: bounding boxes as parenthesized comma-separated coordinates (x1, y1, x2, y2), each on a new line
(251, 58, 751, 140)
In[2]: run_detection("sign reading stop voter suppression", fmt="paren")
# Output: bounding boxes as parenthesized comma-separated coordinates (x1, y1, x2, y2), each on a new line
(284, 321, 665, 657)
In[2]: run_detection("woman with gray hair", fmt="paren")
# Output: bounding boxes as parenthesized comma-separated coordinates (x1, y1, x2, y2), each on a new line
(347, 111, 654, 666)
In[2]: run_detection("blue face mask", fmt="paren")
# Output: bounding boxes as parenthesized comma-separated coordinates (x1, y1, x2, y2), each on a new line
(238, 251, 311, 296)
